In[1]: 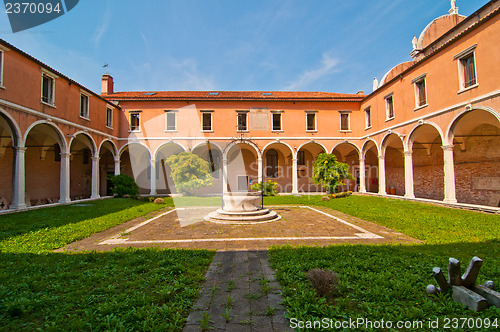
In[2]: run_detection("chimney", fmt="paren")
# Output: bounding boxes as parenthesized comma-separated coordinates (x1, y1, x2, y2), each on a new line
(101, 74, 114, 95)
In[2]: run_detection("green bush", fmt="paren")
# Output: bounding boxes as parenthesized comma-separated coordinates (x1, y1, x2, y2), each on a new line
(311, 153, 353, 194)
(165, 152, 214, 195)
(250, 180, 278, 196)
(108, 174, 139, 198)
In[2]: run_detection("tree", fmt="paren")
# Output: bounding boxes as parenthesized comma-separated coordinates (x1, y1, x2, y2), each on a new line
(165, 152, 214, 195)
(311, 153, 353, 194)
(107, 174, 139, 198)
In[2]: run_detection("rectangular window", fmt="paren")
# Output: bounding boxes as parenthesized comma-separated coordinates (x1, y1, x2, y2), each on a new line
(365, 107, 372, 129)
(82, 149, 90, 165)
(385, 94, 394, 120)
(202, 112, 212, 131)
(272, 112, 282, 131)
(412, 74, 427, 108)
(237, 112, 248, 131)
(165, 110, 177, 131)
(461, 54, 476, 88)
(42, 73, 55, 104)
(340, 113, 350, 131)
(306, 112, 316, 131)
(80, 93, 89, 118)
(455, 45, 478, 91)
(106, 108, 113, 127)
(130, 112, 141, 131)
(297, 150, 305, 165)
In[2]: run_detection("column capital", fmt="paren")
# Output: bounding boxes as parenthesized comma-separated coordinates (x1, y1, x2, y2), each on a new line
(114, 157, 120, 162)
(403, 150, 412, 156)
(92, 157, 100, 161)
(13, 146, 28, 152)
(441, 145, 454, 151)
(292, 158, 298, 162)
(378, 155, 384, 159)
(61, 152, 71, 158)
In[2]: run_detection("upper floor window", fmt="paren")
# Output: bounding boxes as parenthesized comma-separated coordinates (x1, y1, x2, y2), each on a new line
(236, 111, 248, 131)
(201, 111, 213, 131)
(339, 111, 351, 131)
(306, 111, 317, 131)
(165, 110, 177, 131)
(364, 107, 372, 129)
(455, 44, 477, 91)
(80, 93, 89, 119)
(106, 108, 113, 128)
(41, 73, 55, 105)
(129, 111, 141, 132)
(412, 74, 427, 108)
(385, 93, 394, 121)
(271, 112, 282, 131)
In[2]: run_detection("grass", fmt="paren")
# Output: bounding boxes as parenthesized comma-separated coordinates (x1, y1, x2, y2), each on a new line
(0, 198, 214, 331)
(266, 195, 500, 331)
(0, 198, 174, 254)
(264, 195, 500, 244)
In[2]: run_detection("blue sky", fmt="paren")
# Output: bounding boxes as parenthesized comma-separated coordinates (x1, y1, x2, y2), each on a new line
(0, 0, 490, 94)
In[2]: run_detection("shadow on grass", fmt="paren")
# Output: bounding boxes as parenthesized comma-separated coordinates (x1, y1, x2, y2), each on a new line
(0, 198, 174, 241)
(0, 247, 214, 331)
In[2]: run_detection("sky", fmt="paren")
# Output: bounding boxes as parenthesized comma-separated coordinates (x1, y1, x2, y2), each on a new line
(0, 0, 491, 95)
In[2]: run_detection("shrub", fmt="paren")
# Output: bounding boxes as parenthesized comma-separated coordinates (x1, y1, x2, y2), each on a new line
(321, 196, 330, 201)
(250, 180, 278, 196)
(306, 268, 339, 300)
(107, 174, 139, 198)
(154, 198, 164, 204)
(165, 152, 214, 195)
(311, 153, 353, 194)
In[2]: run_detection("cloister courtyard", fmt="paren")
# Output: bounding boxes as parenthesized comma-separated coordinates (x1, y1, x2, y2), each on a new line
(0, 194, 498, 331)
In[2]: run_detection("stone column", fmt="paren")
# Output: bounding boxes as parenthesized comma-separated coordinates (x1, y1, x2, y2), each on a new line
(10, 146, 27, 210)
(359, 158, 366, 193)
(59, 152, 71, 203)
(114, 157, 120, 175)
(442, 145, 457, 203)
(292, 157, 298, 194)
(378, 155, 387, 195)
(257, 156, 263, 183)
(404, 150, 415, 198)
(150, 159, 156, 195)
(90, 157, 100, 199)
(222, 157, 228, 194)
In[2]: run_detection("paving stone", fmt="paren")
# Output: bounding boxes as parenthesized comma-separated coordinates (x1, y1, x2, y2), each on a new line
(182, 324, 201, 332)
(272, 310, 292, 331)
(226, 323, 251, 332)
(250, 316, 273, 331)
(267, 293, 285, 310)
(251, 296, 270, 316)
(185, 310, 203, 325)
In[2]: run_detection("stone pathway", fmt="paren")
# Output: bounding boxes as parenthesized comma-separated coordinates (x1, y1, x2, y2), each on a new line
(183, 250, 292, 331)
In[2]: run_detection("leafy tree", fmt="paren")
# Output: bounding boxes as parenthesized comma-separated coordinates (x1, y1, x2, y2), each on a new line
(250, 180, 278, 196)
(107, 174, 139, 198)
(311, 153, 353, 194)
(165, 152, 214, 195)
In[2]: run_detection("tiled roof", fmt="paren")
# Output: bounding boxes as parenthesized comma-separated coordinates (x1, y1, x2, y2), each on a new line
(102, 91, 365, 102)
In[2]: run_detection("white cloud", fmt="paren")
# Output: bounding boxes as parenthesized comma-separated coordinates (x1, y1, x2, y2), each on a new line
(284, 53, 340, 91)
(91, 0, 112, 46)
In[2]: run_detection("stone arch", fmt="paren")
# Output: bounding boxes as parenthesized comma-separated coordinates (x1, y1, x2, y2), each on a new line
(0, 109, 22, 208)
(381, 133, 405, 196)
(361, 139, 380, 193)
(262, 142, 294, 193)
(331, 142, 361, 192)
(69, 133, 96, 200)
(98, 139, 118, 197)
(408, 123, 445, 201)
(23, 121, 67, 205)
(192, 142, 223, 195)
(297, 141, 327, 193)
(446, 106, 500, 205)
(226, 142, 260, 192)
(224, 140, 261, 160)
(154, 142, 186, 195)
(119, 142, 153, 194)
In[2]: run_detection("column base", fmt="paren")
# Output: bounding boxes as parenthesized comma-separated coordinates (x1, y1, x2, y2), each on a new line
(90, 195, 100, 200)
(404, 194, 415, 199)
(444, 198, 458, 204)
(59, 198, 72, 204)
(9, 203, 27, 210)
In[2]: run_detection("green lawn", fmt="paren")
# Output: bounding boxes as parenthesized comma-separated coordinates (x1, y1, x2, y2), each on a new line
(265, 195, 500, 331)
(0, 198, 214, 331)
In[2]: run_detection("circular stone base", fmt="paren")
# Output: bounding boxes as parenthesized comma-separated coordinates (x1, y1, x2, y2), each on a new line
(204, 209, 281, 225)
